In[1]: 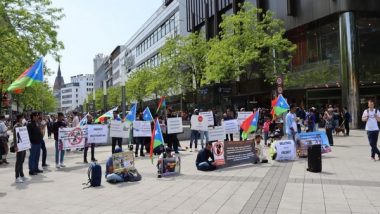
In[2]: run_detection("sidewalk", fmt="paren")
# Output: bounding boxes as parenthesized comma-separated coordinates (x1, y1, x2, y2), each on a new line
(0, 130, 379, 214)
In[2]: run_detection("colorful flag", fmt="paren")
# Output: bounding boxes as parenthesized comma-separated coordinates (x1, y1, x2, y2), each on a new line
(79, 113, 89, 126)
(143, 107, 153, 121)
(150, 118, 164, 162)
(240, 111, 259, 140)
(95, 107, 118, 123)
(7, 57, 44, 93)
(155, 96, 166, 114)
(126, 103, 137, 124)
(272, 94, 289, 116)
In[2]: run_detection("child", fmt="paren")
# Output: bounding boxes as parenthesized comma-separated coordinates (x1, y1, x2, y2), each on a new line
(254, 135, 268, 163)
(263, 118, 272, 146)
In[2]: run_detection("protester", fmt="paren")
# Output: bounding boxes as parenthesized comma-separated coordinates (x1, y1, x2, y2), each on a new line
(343, 107, 351, 136)
(306, 108, 316, 132)
(47, 115, 54, 139)
(263, 118, 271, 146)
(38, 113, 49, 167)
(53, 112, 67, 168)
(166, 108, 180, 153)
(254, 135, 268, 163)
(13, 114, 26, 183)
(157, 147, 176, 178)
(72, 111, 79, 127)
(195, 142, 216, 171)
(105, 146, 127, 183)
(190, 109, 199, 152)
(323, 108, 334, 146)
(134, 113, 145, 157)
(224, 108, 234, 141)
(314, 107, 321, 131)
(361, 100, 380, 161)
(27, 112, 43, 175)
(296, 107, 306, 133)
(111, 110, 122, 153)
(285, 105, 297, 141)
(0, 115, 9, 164)
(269, 132, 282, 160)
(84, 114, 96, 163)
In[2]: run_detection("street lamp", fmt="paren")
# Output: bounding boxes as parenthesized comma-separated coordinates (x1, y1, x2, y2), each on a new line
(103, 80, 107, 112)
(92, 86, 96, 117)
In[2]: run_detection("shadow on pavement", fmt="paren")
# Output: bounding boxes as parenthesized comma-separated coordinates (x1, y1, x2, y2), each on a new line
(10, 175, 54, 190)
(0, 192, 6, 198)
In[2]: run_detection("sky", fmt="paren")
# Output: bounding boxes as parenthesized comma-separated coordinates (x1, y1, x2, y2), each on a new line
(46, 0, 162, 86)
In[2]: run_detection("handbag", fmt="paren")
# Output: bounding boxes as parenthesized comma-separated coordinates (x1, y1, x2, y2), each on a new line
(10, 145, 16, 153)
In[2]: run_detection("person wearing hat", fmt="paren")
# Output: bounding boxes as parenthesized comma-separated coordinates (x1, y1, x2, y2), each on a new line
(323, 107, 334, 146)
(27, 112, 44, 175)
(285, 105, 297, 141)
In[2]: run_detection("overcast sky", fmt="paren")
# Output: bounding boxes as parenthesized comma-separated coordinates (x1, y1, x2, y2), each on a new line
(46, 0, 162, 86)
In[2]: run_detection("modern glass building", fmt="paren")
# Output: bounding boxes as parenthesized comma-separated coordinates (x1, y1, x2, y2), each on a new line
(186, 0, 380, 128)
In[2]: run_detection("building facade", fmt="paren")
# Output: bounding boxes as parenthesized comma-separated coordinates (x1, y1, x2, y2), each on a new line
(186, 0, 380, 128)
(53, 64, 65, 111)
(60, 74, 94, 113)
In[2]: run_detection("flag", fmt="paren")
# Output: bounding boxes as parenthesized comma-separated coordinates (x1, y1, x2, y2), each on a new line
(150, 118, 164, 162)
(155, 96, 166, 114)
(79, 113, 89, 126)
(270, 97, 278, 119)
(240, 111, 259, 140)
(95, 107, 118, 123)
(7, 57, 44, 93)
(143, 107, 153, 121)
(272, 94, 289, 116)
(126, 103, 137, 124)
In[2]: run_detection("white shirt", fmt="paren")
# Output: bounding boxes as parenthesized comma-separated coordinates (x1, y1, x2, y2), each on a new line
(0, 121, 7, 136)
(362, 109, 380, 131)
(72, 116, 80, 127)
(286, 112, 297, 135)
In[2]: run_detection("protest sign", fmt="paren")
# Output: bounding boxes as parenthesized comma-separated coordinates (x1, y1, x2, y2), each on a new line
(208, 126, 226, 141)
(223, 141, 255, 167)
(110, 121, 130, 138)
(212, 141, 226, 166)
(161, 155, 181, 177)
(199, 111, 214, 126)
(190, 115, 208, 131)
(87, 125, 108, 144)
(112, 151, 135, 173)
(133, 121, 152, 137)
(237, 112, 253, 125)
(223, 119, 239, 134)
(297, 131, 331, 154)
(59, 127, 87, 149)
(15, 127, 31, 152)
(274, 140, 296, 161)
(167, 117, 183, 134)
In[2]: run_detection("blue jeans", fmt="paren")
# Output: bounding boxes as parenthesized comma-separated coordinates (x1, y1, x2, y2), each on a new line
(29, 143, 41, 172)
(190, 130, 199, 149)
(106, 173, 124, 183)
(197, 162, 216, 171)
(55, 140, 65, 164)
(287, 133, 294, 141)
(264, 132, 269, 145)
(326, 128, 334, 146)
(200, 131, 209, 149)
(367, 131, 380, 158)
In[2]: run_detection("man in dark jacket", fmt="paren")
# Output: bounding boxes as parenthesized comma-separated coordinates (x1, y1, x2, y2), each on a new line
(27, 112, 43, 175)
(195, 142, 216, 171)
(53, 112, 67, 168)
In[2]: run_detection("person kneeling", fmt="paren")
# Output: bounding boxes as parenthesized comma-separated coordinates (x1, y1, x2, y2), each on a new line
(157, 147, 176, 178)
(105, 146, 127, 183)
(196, 142, 216, 171)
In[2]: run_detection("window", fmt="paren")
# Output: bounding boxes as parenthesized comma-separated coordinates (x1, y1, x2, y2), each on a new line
(76, 89, 78, 92)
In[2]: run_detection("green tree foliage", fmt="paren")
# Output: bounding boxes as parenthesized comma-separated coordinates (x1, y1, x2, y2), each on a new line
(126, 68, 151, 107)
(18, 82, 56, 112)
(206, 2, 296, 83)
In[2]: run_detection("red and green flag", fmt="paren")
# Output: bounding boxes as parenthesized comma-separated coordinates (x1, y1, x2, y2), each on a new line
(149, 118, 164, 162)
(240, 111, 259, 140)
(155, 96, 166, 114)
(7, 57, 44, 94)
(271, 94, 289, 116)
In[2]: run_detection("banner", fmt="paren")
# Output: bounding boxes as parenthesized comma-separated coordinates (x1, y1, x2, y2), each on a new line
(208, 126, 226, 141)
(190, 115, 208, 131)
(133, 121, 152, 137)
(110, 121, 130, 138)
(59, 127, 87, 149)
(15, 127, 31, 152)
(297, 131, 331, 154)
(112, 151, 135, 173)
(199, 111, 214, 126)
(223, 119, 239, 134)
(237, 111, 253, 125)
(87, 125, 108, 144)
(212, 141, 226, 166)
(223, 141, 255, 167)
(274, 140, 296, 161)
(167, 117, 183, 134)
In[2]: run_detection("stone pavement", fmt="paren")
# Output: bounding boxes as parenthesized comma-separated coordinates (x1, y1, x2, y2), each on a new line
(0, 130, 379, 214)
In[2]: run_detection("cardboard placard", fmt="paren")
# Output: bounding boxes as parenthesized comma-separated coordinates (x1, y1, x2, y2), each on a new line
(212, 141, 226, 166)
(274, 140, 296, 161)
(191, 115, 208, 131)
(223, 119, 239, 134)
(87, 125, 108, 144)
(208, 126, 226, 141)
(15, 127, 31, 152)
(167, 117, 183, 134)
(110, 121, 130, 138)
(237, 111, 253, 125)
(112, 151, 135, 173)
(133, 121, 152, 137)
(59, 127, 87, 149)
(199, 111, 214, 126)
(297, 131, 331, 154)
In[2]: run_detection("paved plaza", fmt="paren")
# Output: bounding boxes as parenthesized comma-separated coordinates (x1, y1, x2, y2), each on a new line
(1, 130, 380, 214)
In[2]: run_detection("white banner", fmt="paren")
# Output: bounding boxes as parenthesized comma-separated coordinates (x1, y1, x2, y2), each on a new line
(212, 141, 226, 166)
(59, 127, 87, 149)
(275, 140, 296, 161)
(223, 119, 239, 134)
(190, 115, 208, 131)
(237, 111, 253, 125)
(199, 111, 214, 126)
(167, 117, 183, 134)
(87, 125, 108, 144)
(208, 126, 226, 141)
(110, 121, 130, 138)
(133, 121, 152, 137)
(15, 127, 31, 152)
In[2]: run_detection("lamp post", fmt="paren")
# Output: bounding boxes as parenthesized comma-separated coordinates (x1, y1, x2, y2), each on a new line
(92, 87, 96, 117)
(103, 80, 107, 112)
(121, 59, 127, 119)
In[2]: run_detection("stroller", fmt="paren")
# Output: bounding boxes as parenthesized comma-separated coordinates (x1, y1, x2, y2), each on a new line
(157, 147, 181, 178)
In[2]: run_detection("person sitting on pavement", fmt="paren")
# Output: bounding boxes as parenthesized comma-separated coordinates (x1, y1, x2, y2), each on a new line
(195, 142, 216, 171)
(254, 135, 268, 163)
(268, 132, 282, 160)
(105, 146, 128, 183)
(157, 147, 176, 178)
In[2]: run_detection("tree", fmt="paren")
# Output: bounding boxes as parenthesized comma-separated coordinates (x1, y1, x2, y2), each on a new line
(206, 2, 296, 83)
(18, 82, 56, 112)
(126, 68, 152, 109)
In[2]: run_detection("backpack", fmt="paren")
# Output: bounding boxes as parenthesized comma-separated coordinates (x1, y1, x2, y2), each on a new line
(125, 168, 142, 182)
(85, 162, 102, 188)
(366, 109, 380, 127)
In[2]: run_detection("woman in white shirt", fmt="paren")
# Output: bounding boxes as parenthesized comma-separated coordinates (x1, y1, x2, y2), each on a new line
(362, 100, 380, 161)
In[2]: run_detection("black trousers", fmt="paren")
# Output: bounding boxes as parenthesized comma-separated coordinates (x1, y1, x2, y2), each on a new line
(41, 140, 47, 165)
(84, 144, 95, 161)
(344, 122, 350, 136)
(225, 134, 233, 141)
(112, 137, 122, 153)
(15, 151, 26, 178)
(135, 137, 144, 155)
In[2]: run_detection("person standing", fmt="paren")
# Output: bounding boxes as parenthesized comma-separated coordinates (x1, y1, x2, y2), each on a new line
(224, 108, 234, 141)
(190, 109, 200, 152)
(285, 105, 297, 141)
(53, 112, 67, 168)
(27, 112, 43, 175)
(111, 110, 122, 153)
(343, 107, 351, 136)
(72, 111, 79, 127)
(306, 108, 316, 132)
(134, 113, 145, 157)
(323, 108, 334, 146)
(47, 115, 54, 139)
(13, 114, 26, 183)
(362, 100, 380, 161)
(0, 115, 9, 164)
(314, 107, 321, 131)
(166, 108, 180, 154)
(38, 113, 48, 167)
(84, 114, 96, 163)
